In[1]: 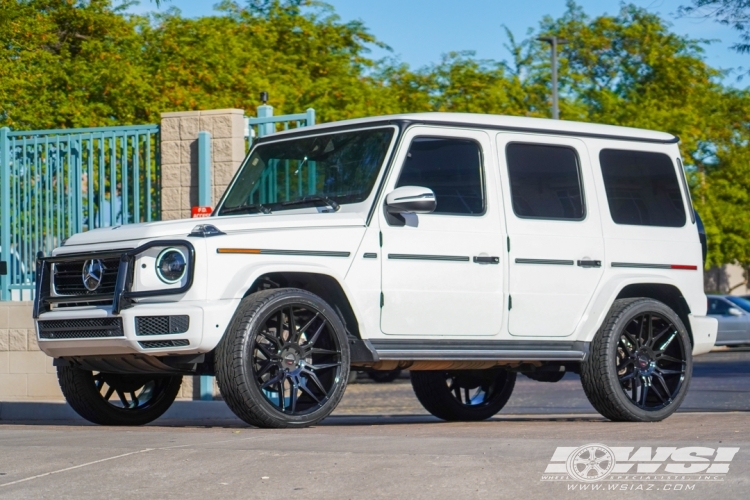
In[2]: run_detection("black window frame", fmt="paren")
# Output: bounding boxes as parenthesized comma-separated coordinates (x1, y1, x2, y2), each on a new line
(504, 141, 587, 222)
(394, 135, 487, 217)
(599, 148, 687, 228)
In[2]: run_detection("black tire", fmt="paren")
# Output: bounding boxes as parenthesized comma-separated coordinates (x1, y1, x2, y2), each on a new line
(215, 288, 350, 428)
(410, 369, 516, 421)
(581, 298, 693, 422)
(366, 369, 402, 383)
(57, 366, 182, 426)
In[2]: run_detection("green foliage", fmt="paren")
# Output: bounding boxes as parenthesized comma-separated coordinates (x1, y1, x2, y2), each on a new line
(679, 1, 750, 54)
(2, 0, 750, 268)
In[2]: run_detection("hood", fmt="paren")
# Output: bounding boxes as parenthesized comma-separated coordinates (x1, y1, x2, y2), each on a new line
(61, 212, 367, 248)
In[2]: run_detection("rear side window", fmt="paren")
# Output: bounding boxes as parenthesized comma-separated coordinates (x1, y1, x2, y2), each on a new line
(506, 143, 584, 220)
(397, 137, 484, 215)
(599, 149, 686, 227)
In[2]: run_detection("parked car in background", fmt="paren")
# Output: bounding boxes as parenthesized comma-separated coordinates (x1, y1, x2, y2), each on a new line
(707, 295, 750, 347)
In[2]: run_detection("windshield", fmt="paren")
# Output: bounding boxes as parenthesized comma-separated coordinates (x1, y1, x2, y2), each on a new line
(726, 296, 750, 313)
(218, 127, 395, 215)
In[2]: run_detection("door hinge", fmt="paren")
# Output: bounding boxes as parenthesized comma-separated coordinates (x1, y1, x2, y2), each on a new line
(507, 236, 510, 252)
(508, 295, 512, 310)
(379, 231, 383, 247)
(380, 292, 384, 307)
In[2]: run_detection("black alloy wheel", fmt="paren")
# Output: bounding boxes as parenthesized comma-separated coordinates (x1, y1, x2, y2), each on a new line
(57, 366, 182, 426)
(251, 303, 343, 415)
(616, 312, 688, 410)
(216, 288, 350, 428)
(581, 298, 693, 422)
(410, 369, 516, 421)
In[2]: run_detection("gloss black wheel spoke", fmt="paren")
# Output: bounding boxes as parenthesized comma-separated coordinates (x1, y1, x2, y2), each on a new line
(288, 307, 298, 343)
(299, 382, 322, 404)
(307, 320, 327, 347)
(104, 385, 115, 400)
(309, 348, 338, 356)
(655, 367, 683, 376)
(298, 312, 320, 340)
(653, 373, 672, 401)
(616, 312, 686, 411)
(251, 302, 342, 416)
(257, 360, 274, 378)
(256, 342, 277, 360)
(304, 370, 327, 396)
(309, 362, 341, 371)
(290, 385, 298, 413)
(259, 330, 282, 348)
(657, 353, 682, 363)
(117, 390, 129, 407)
(261, 372, 284, 391)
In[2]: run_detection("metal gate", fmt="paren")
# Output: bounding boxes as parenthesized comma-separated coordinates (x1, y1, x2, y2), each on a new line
(0, 125, 160, 300)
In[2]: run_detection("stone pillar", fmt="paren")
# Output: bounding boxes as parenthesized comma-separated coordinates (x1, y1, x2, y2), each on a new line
(160, 109, 246, 220)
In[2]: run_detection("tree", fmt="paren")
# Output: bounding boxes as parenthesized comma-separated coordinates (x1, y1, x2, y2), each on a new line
(679, 1, 750, 54)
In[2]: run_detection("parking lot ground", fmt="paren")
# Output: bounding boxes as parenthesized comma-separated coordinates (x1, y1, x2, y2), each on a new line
(0, 349, 748, 499)
(0, 412, 748, 499)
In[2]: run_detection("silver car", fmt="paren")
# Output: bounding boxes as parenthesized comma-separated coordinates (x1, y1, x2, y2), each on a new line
(707, 295, 750, 346)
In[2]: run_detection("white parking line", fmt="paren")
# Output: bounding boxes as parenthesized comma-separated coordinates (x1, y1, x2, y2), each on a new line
(0, 449, 154, 488)
(0, 435, 257, 488)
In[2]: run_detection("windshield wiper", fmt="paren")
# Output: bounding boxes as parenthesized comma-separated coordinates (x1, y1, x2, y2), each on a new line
(219, 203, 272, 215)
(281, 195, 340, 212)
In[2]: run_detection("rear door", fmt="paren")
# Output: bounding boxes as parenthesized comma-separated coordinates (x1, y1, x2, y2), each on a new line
(496, 134, 604, 337)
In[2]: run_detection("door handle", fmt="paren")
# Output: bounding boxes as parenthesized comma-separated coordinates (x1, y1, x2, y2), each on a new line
(577, 260, 602, 268)
(473, 256, 500, 265)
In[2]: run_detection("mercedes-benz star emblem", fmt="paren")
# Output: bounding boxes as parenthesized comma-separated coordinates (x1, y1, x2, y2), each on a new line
(82, 259, 104, 292)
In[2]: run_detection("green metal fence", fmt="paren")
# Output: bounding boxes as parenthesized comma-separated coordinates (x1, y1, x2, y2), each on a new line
(0, 124, 160, 300)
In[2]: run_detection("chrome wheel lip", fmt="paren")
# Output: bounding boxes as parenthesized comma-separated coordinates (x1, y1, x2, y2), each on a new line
(616, 312, 688, 411)
(251, 303, 343, 417)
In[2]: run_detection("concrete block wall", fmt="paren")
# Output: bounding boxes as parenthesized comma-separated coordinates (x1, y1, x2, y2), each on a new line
(0, 302, 201, 401)
(160, 109, 246, 220)
(0, 302, 59, 400)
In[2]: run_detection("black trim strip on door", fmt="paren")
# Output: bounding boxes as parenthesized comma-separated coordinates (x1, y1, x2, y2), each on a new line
(217, 248, 351, 258)
(611, 262, 698, 270)
(388, 254, 470, 262)
(515, 258, 575, 266)
(363, 252, 378, 259)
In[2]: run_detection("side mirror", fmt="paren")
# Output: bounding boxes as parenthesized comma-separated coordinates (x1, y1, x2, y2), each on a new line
(385, 186, 436, 214)
(728, 307, 743, 317)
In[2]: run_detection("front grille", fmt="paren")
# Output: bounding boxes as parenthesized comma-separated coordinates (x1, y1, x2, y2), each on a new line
(53, 257, 121, 296)
(38, 318, 124, 339)
(139, 339, 190, 349)
(135, 316, 190, 336)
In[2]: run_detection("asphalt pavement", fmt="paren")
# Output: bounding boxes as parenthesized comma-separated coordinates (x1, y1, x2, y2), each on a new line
(0, 348, 748, 499)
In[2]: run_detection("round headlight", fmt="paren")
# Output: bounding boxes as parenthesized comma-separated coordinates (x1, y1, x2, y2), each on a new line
(155, 248, 187, 284)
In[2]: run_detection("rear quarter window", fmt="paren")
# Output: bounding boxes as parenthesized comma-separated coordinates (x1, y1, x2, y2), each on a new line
(599, 149, 686, 227)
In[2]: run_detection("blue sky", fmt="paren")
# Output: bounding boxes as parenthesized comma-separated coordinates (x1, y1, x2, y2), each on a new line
(125, 0, 748, 86)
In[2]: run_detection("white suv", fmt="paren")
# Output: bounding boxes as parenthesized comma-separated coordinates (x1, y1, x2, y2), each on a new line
(33, 113, 717, 428)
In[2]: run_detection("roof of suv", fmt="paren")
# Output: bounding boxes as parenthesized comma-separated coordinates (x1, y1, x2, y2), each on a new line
(269, 112, 678, 144)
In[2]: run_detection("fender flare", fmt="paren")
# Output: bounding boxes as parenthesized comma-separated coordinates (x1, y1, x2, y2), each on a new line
(576, 274, 690, 343)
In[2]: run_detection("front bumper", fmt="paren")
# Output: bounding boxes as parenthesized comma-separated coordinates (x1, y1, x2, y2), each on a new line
(35, 299, 240, 358)
(689, 314, 718, 356)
